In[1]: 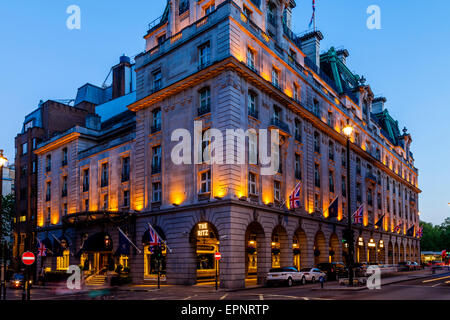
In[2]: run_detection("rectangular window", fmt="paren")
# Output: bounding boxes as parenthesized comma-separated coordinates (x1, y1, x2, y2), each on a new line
(152, 182, 162, 203)
(102, 194, 109, 210)
(62, 148, 68, 166)
(248, 91, 257, 118)
(46, 181, 51, 202)
(198, 87, 211, 115)
(294, 119, 302, 142)
(341, 148, 347, 168)
(314, 164, 320, 188)
(123, 190, 130, 207)
(327, 111, 333, 127)
(314, 194, 320, 212)
(22, 143, 28, 155)
(205, 3, 215, 15)
(32, 160, 37, 174)
(46, 155, 52, 172)
(293, 83, 299, 101)
(295, 154, 301, 180)
(152, 108, 161, 133)
(356, 183, 362, 203)
(271, 67, 279, 88)
(101, 163, 109, 187)
(314, 132, 320, 153)
(84, 198, 89, 212)
(46, 207, 51, 224)
(198, 43, 211, 69)
(328, 141, 334, 161)
(247, 47, 255, 70)
(249, 172, 257, 195)
(32, 138, 37, 150)
(367, 188, 373, 207)
(152, 146, 162, 174)
(122, 156, 130, 182)
(153, 70, 162, 92)
(83, 168, 89, 192)
(62, 203, 68, 216)
(313, 99, 320, 117)
(61, 176, 68, 198)
(274, 180, 281, 202)
(179, 0, 189, 15)
(377, 193, 382, 210)
(329, 170, 335, 193)
(200, 170, 211, 194)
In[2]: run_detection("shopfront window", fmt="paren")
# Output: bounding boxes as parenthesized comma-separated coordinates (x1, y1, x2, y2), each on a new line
(144, 245, 166, 279)
(56, 250, 70, 270)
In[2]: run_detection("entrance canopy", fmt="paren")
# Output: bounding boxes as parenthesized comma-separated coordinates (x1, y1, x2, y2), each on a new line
(80, 232, 113, 253)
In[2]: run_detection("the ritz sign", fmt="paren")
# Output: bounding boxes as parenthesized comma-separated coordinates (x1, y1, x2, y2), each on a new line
(197, 223, 210, 237)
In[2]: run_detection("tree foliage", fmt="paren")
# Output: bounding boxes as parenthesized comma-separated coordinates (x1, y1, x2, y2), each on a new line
(0, 193, 15, 242)
(420, 218, 450, 251)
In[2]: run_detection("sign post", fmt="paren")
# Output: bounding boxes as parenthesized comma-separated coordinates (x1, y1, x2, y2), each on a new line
(214, 252, 221, 291)
(21, 252, 35, 301)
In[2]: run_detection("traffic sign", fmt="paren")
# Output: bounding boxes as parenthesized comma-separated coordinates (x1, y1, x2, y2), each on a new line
(215, 252, 221, 260)
(21, 252, 35, 266)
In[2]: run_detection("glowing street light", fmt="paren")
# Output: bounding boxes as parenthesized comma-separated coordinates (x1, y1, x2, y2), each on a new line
(343, 120, 354, 138)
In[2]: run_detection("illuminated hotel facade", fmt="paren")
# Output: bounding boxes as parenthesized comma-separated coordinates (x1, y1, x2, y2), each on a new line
(35, 0, 421, 289)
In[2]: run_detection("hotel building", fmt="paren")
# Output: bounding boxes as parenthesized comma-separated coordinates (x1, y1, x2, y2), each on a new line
(34, 0, 420, 289)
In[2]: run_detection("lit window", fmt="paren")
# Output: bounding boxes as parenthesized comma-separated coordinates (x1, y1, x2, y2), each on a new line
(249, 172, 257, 195)
(152, 182, 162, 202)
(274, 180, 281, 202)
(200, 170, 211, 194)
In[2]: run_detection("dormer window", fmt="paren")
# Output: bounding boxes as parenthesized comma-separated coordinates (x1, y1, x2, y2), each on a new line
(179, 0, 189, 15)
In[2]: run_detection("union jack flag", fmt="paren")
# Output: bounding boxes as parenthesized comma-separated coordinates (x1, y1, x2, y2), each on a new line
(37, 240, 47, 257)
(289, 182, 302, 209)
(417, 227, 423, 238)
(148, 225, 162, 246)
(394, 223, 403, 233)
(352, 205, 364, 224)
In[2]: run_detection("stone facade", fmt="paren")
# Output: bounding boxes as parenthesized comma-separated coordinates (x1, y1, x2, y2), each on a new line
(35, 0, 420, 289)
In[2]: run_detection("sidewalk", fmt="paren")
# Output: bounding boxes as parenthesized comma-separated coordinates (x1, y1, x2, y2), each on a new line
(311, 268, 450, 291)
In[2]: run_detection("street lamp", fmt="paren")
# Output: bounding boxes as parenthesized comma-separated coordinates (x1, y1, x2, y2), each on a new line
(342, 121, 355, 286)
(0, 149, 8, 300)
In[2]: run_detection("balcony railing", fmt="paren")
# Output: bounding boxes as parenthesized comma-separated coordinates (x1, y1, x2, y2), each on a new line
(198, 105, 211, 116)
(270, 118, 290, 134)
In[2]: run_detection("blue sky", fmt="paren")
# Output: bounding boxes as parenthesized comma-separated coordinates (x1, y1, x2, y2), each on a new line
(1, 0, 449, 224)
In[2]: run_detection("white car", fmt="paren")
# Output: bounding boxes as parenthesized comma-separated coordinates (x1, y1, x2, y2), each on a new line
(266, 267, 303, 287)
(299, 268, 327, 283)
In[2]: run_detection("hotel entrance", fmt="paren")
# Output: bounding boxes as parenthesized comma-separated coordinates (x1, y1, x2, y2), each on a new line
(78, 232, 114, 275)
(192, 222, 219, 283)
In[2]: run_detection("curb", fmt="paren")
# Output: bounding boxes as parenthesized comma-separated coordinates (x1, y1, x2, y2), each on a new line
(311, 270, 450, 292)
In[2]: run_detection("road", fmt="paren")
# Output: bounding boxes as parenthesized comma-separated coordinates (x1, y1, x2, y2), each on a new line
(4, 271, 450, 301)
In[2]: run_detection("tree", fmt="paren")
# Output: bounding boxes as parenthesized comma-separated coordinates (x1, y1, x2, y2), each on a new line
(420, 219, 450, 252)
(0, 193, 15, 243)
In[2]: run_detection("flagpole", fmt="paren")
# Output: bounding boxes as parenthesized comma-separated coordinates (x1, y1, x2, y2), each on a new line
(118, 227, 142, 254)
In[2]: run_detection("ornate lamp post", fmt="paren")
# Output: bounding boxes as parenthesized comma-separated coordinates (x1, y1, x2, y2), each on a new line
(342, 121, 355, 286)
(0, 149, 8, 299)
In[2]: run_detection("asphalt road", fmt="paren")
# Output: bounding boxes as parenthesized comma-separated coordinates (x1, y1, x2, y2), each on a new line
(4, 271, 450, 301)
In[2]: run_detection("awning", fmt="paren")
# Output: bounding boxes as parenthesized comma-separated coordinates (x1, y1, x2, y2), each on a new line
(79, 232, 113, 253)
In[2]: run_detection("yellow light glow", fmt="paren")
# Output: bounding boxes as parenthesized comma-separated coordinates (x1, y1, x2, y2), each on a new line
(0, 150, 7, 167)
(261, 71, 270, 82)
(343, 123, 354, 137)
(284, 88, 292, 98)
(271, 242, 276, 247)
(171, 192, 185, 206)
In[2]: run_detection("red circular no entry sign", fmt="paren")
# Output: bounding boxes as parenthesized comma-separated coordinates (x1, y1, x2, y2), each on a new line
(215, 252, 221, 260)
(21, 251, 36, 266)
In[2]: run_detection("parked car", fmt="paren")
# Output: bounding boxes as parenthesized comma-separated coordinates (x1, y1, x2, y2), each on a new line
(299, 268, 327, 284)
(316, 262, 347, 281)
(266, 267, 303, 287)
(410, 261, 421, 270)
(398, 261, 414, 271)
(9, 273, 24, 289)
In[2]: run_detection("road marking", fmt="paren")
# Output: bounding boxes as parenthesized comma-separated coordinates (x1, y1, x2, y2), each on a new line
(431, 283, 442, 288)
(422, 275, 450, 283)
(220, 294, 228, 300)
(259, 294, 264, 300)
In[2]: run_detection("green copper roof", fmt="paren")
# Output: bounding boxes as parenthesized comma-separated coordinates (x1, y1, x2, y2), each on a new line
(372, 109, 401, 146)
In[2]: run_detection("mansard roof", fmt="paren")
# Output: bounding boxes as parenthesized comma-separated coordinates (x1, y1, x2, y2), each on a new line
(371, 109, 401, 146)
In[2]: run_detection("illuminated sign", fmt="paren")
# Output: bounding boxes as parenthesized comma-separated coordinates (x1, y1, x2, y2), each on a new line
(197, 223, 209, 237)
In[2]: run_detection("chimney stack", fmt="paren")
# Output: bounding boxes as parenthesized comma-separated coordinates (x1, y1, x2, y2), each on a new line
(372, 97, 387, 113)
(336, 49, 349, 65)
(299, 30, 324, 70)
(112, 55, 132, 99)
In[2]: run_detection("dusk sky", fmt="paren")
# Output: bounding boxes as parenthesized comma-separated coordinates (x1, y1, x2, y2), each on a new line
(1, 0, 449, 225)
